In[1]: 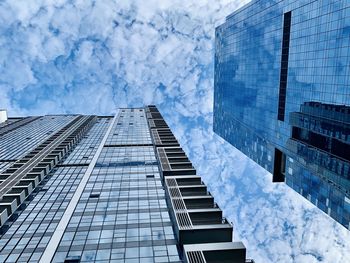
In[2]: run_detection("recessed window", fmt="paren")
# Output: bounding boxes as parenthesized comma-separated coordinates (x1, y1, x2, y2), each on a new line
(273, 148, 286, 182)
(146, 174, 155, 178)
(277, 11, 292, 121)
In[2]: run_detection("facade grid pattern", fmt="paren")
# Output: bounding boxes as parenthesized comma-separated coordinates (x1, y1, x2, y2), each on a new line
(214, 0, 350, 229)
(51, 109, 181, 263)
(0, 116, 76, 160)
(0, 166, 86, 262)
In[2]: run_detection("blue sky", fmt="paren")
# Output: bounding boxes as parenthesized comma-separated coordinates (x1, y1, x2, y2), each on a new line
(1, 0, 350, 262)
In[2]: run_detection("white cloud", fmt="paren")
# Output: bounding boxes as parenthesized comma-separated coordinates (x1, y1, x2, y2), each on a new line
(43, 35, 65, 60)
(1, 58, 37, 91)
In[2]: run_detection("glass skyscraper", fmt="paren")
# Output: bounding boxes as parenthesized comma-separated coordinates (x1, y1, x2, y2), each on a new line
(214, 0, 350, 229)
(0, 106, 252, 262)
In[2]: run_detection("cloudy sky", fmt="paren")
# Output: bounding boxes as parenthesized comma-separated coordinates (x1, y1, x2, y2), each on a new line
(1, 0, 350, 262)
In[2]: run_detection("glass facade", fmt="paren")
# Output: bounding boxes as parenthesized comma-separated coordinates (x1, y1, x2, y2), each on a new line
(0, 166, 87, 262)
(52, 109, 180, 263)
(1, 107, 251, 262)
(214, 0, 350, 229)
(0, 115, 76, 160)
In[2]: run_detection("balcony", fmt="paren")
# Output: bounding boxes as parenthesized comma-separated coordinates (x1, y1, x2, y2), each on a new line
(151, 128, 180, 147)
(179, 185, 207, 197)
(183, 196, 214, 209)
(157, 147, 196, 177)
(184, 242, 247, 263)
(165, 175, 233, 245)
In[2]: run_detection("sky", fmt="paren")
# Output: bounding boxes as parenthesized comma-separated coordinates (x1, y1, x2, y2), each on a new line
(1, 0, 350, 262)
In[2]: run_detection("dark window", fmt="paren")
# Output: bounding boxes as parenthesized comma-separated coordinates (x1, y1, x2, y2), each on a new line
(292, 127, 350, 162)
(278, 11, 292, 121)
(273, 148, 286, 182)
(89, 193, 100, 198)
(64, 256, 81, 263)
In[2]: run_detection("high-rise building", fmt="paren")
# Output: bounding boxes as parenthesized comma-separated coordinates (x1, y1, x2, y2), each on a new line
(214, 0, 350, 229)
(0, 106, 252, 263)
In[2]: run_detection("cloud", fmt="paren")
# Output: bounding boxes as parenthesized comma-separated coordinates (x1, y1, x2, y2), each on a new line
(1, 0, 350, 262)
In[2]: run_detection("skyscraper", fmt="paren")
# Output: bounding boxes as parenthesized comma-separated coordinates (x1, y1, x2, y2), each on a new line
(214, 0, 350, 229)
(0, 106, 252, 262)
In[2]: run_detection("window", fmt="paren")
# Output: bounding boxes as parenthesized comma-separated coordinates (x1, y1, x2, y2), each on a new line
(277, 11, 292, 121)
(273, 148, 286, 182)
(64, 256, 81, 263)
(89, 193, 100, 198)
